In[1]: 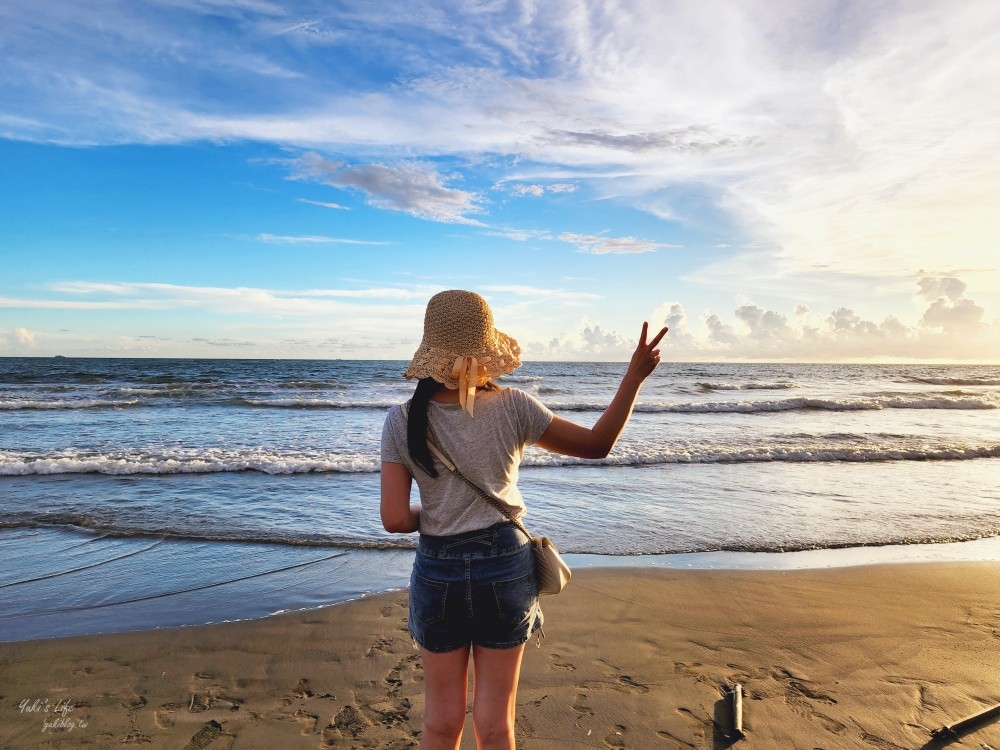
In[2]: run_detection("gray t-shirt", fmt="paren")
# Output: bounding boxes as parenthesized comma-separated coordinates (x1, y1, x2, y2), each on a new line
(381, 386, 554, 536)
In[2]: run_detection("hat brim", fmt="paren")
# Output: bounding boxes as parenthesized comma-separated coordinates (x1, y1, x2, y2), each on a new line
(404, 328, 522, 389)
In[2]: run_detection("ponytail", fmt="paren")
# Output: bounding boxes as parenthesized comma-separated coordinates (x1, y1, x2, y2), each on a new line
(407, 377, 441, 477)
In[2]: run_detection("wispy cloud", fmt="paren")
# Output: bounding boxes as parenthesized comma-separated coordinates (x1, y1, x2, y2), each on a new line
(3, 0, 999, 329)
(35, 281, 437, 317)
(289, 153, 485, 225)
(482, 228, 553, 242)
(505, 182, 578, 197)
(297, 198, 350, 210)
(558, 232, 678, 255)
(479, 284, 601, 302)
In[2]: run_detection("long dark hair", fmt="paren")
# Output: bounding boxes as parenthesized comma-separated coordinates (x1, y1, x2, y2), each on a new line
(407, 377, 442, 477)
(407, 377, 501, 477)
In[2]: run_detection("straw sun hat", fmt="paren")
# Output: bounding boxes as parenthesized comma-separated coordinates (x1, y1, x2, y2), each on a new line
(405, 290, 522, 414)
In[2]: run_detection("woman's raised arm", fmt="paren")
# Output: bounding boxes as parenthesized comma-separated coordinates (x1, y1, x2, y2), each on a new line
(534, 322, 667, 459)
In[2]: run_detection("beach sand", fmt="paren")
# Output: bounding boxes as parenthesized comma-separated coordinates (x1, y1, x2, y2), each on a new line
(2, 563, 999, 749)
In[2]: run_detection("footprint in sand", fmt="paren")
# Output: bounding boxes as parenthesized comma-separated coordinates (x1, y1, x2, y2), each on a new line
(154, 702, 184, 728)
(577, 660, 651, 695)
(291, 678, 314, 699)
(385, 654, 421, 697)
(367, 636, 395, 657)
(604, 723, 628, 748)
(572, 692, 594, 717)
(179, 719, 224, 750)
(293, 708, 319, 735)
(329, 704, 370, 742)
(189, 692, 213, 712)
(549, 653, 576, 671)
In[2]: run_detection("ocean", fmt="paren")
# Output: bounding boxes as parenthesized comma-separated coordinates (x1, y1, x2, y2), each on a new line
(2, 357, 999, 642)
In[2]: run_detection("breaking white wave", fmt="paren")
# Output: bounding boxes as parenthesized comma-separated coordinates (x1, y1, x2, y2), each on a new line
(4, 439, 998, 476)
(0, 399, 140, 410)
(234, 397, 397, 409)
(0, 448, 379, 476)
(695, 381, 799, 391)
(522, 442, 1000, 467)
(551, 393, 999, 413)
(907, 376, 1000, 387)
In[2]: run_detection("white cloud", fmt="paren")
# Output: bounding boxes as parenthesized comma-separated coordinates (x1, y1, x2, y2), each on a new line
(13, 327, 35, 345)
(482, 228, 553, 242)
(526, 323, 634, 360)
(27, 281, 438, 317)
(4, 1, 1000, 326)
(531, 276, 1000, 361)
(511, 184, 545, 197)
(506, 182, 578, 197)
(0, 327, 38, 351)
(289, 153, 485, 225)
(479, 284, 601, 302)
(558, 232, 676, 255)
(297, 198, 350, 210)
(191, 337, 257, 347)
(917, 276, 968, 303)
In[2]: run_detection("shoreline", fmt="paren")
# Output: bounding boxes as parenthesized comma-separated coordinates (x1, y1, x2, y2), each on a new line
(2, 562, 999, 748)
(5, 528, 1000, 644)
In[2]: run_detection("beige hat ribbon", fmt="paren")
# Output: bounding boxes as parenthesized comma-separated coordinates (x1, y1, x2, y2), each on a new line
(451, 355, 490, 416)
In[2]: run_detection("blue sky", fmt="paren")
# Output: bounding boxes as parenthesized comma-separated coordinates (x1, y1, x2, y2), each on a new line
(1, 0, 998, 361)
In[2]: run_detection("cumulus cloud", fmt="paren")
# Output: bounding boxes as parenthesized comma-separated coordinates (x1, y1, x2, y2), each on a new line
(532, 277, 999, 361)
(289, 153, 485, 225)
(558, 232, 676, 255)
(13, 327, 36, 345)
(0, 327, 38, 351)
(526, 324, 634, 360)
(917, 277, 968, 303)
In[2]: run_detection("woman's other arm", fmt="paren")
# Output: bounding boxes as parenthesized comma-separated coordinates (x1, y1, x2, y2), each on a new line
(380, 461, 421, 533)
(535, 322, 667, 459)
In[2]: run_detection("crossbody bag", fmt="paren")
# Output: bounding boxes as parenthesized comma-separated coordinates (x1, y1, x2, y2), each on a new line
(401, 402, 571, 595)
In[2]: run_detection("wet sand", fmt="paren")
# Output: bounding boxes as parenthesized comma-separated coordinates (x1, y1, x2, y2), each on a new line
(2, 563, 999, 749)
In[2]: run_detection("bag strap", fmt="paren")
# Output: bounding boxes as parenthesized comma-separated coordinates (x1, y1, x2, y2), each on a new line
(402, 401, 534, 539)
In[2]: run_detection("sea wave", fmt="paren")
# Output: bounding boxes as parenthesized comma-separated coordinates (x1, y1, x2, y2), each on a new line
(232, 397, 398, 409)
(0, 448, 379, 476)
(0, 517, 415, 551)
(0, 399, 141, 411)
(3, 517, 999, 557)
(4, 439, 998, 476)
(5, 392, 994, 413)
(551, 394, 999, 413)
(695, 381, 798, 391)
(907, 376, 1000, 387)
(521, 442, 1000, 467)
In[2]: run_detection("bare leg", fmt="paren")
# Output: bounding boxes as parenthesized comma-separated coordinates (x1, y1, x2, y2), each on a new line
(471, 643, 525, 750)
(418, 645, 471, 750)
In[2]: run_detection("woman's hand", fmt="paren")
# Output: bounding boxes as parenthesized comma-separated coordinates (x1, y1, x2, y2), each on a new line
(625, 322, 669, 383)
(535, 321, 669, 459)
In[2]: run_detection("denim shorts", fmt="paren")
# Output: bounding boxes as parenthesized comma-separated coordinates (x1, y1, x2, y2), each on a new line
(409, 522, 543, 653)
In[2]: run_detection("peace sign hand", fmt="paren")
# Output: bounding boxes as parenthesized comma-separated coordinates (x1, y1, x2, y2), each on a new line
(627, 321, 668, 382)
